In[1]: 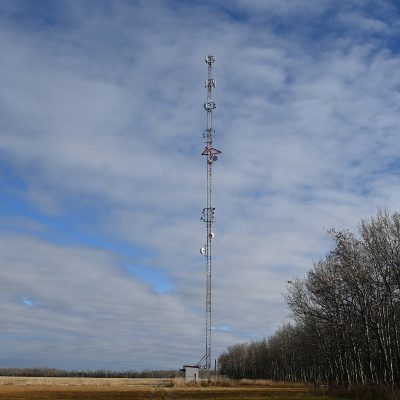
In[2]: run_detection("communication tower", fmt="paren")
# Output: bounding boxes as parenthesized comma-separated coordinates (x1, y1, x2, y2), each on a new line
(198, 54, 221, 370)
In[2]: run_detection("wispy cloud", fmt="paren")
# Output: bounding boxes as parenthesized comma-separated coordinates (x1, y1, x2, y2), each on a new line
(22, 297, 34, 307)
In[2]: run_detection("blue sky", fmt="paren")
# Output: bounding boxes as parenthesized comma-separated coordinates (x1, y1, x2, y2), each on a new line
(1, 0, 400, 370)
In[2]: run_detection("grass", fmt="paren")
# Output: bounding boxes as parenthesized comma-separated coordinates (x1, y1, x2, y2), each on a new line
(0, 377, 347, 399)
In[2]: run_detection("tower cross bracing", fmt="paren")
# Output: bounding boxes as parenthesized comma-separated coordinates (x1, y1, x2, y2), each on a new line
(198, 54, 221, 370)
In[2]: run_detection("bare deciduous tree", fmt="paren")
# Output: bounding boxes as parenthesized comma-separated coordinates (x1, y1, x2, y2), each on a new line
(218, 210, 400, 392)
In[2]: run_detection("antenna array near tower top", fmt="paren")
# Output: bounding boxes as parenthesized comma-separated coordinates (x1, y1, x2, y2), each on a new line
(198, 54, 221, 370)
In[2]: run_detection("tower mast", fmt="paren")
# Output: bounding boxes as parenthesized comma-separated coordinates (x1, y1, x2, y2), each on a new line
(199, 54, 221, 370)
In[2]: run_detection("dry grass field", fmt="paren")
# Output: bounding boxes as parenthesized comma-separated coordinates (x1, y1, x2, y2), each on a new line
(0, 377, 346, 400)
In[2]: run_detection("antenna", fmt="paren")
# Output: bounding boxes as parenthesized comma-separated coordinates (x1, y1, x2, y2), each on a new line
(198, 54, 221, 370)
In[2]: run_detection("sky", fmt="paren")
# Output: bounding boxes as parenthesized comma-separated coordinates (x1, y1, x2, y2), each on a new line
(1, 0, 400, 371)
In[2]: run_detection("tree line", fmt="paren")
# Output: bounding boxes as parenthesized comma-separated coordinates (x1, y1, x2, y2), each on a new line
(218, 210, 400, 390)
(0, 368, 180, 378)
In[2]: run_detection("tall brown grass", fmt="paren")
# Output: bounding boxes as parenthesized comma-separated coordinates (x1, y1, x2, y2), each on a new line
(170, 377, 309, 388)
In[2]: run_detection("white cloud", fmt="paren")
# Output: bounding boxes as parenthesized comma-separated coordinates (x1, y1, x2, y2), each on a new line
(0, 0, 400, 369)
(0, 233, 203, 369)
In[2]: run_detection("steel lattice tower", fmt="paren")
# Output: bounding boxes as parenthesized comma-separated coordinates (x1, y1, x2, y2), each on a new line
(199, 54, 221, 370)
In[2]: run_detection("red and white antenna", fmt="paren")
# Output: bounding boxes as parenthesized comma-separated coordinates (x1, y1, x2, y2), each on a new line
(198, 54, 221, 370)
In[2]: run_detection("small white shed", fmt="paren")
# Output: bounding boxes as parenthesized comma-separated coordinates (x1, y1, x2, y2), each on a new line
(182, 365, 199, 383)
